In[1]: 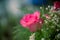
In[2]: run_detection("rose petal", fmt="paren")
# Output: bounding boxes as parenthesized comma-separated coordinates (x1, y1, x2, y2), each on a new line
(34, 11, 40, 19)
(54, 1, 60, 9)
(28, 23, 38, 32)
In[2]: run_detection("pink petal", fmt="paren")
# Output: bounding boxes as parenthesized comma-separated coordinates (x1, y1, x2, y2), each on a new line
(34, 11, 40, 19)
(45, 14, 51, 19)
(20, 19, 27, 27)
(54, 1, 60, 9)
(28, 23, 37, 32)
(39, 18, 44, 24)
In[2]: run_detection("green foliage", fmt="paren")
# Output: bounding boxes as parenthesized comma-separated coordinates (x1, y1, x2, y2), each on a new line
(35, 6, 60, 40)
(12, 25, 31, 40)
(1, 6, 60, 40)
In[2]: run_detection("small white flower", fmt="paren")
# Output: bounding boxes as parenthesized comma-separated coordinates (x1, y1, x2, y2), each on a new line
(54, 18, 57, 20)
(50, 7, 54, 11)
(52, 19, 54, 21)
(48, 5, 50, 8)
(41, 29, 44, 31)
(51, 26, 55, 28)
(41, 38, 45, 40)
(40, 7, 42, 9)
(57, 25, 60, 27)
(56, 29, 59, 32)
(54, 15, 57, 18)
(46, 8, 48, 10)
(56, 20, 59, 23)
(44, 20, 48, 23)
(29, 33, 35, 40)
(53, 22, 56, 24)
(56, 34, 60, 38)
(50, 7, 57, 13)
(50, 14, 53, 16)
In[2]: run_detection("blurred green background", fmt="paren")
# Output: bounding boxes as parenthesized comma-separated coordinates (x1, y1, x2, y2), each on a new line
(0, 0, 58, 40)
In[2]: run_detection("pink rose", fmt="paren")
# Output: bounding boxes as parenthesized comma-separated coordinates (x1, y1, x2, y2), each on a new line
(20, 11, 44, 32)
(28, 18, 44, 32)
(54, 1, 60, 9)
(45, 14, 51, 19)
